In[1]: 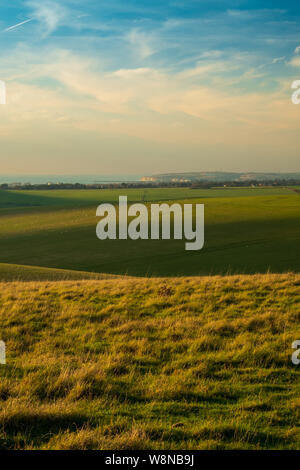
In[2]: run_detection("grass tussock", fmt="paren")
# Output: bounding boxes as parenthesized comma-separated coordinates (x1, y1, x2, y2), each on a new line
(0, 273, 299, 449)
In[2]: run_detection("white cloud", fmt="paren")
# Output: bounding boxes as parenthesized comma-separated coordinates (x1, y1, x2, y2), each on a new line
(177, 62, 230, 79)
(289, 56, 300, 67)
(200, 50, 223, 59)
(111, 68, 158, 79)
(125, 28, 156, 60)
(1, 44, 299, 153)
(227, 9, 286, 19)
(26, 0, 68, 35)
(271, 57, 285, 64)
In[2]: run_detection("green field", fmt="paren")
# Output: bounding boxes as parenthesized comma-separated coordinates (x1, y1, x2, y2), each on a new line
(0, 274, 299, 450)
(0, 188, 300, 276)
(0, 187, 300, 450)
(0, 187, 299, 278)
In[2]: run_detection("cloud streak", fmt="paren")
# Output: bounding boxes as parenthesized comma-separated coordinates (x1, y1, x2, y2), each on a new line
(4, 18, 33, 32)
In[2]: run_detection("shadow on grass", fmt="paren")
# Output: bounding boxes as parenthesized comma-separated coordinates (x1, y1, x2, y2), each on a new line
(0, 412, 88, 449)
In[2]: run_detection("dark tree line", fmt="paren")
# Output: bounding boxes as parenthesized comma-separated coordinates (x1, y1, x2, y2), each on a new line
(1, 179, 300, 191)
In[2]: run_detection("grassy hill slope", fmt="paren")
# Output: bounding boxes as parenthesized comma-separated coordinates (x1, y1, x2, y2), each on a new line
(0, 273, 299, 449)
(0, 188, 299, 276)
(0, 263, 119, 281)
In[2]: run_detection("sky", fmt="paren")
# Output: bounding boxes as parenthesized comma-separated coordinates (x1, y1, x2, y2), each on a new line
(1, 0, 300, 175)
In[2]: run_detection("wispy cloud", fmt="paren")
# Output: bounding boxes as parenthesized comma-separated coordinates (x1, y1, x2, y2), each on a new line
(25, 0, 68, 35)
(4, 47, 292, 128)
(1, 1, 300, 173)
(126, 29, 157, 60)
(271, 57, 285, 64)
(227, 8, 287, 19)
(288, 56, 300, 67)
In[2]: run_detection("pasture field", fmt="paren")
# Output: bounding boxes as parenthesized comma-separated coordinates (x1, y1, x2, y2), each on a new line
(0, 187, 299, 277)
(0, 274, 299, 450)
(0, 187, 299, 450)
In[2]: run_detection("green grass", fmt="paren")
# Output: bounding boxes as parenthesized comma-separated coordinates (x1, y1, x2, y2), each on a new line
(0, 187, 299, 276)
(0, 263, 119, 281)
(0, 274, 299, 450)
(0, 187, 299, 449)
(0, 187, 292, 210)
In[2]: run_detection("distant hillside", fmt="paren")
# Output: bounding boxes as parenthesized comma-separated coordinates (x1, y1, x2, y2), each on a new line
(141, 172, 300, 183)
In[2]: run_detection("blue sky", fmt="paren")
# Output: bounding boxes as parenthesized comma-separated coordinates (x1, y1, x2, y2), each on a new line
(0, 0, 300, 174)
(2, 1, 300, 75)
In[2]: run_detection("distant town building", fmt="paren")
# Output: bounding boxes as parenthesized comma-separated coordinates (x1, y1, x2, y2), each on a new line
(140, 177, 157, 182)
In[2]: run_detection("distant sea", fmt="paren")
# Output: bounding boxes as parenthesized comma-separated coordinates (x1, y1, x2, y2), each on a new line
(0, 175, 142, 184)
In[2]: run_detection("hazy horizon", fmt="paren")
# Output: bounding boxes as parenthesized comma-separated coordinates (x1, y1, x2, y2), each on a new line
(2, 169, 300, 176)
(1, 169, 300, 184)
